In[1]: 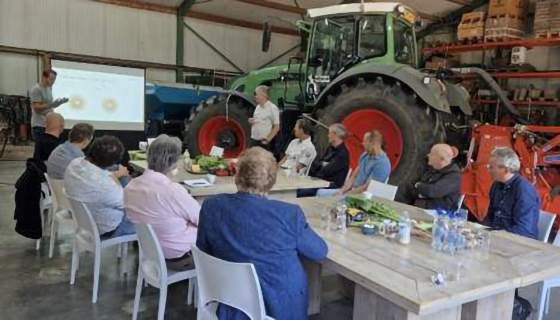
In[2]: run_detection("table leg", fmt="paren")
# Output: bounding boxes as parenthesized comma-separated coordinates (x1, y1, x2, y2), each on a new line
(304, 260, 322, 315)
(353, 284, 461, 320)
(461, 289, 515, 320)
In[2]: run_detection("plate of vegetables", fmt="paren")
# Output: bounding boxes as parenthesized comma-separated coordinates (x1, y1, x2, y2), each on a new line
(188, 155, 230, 175)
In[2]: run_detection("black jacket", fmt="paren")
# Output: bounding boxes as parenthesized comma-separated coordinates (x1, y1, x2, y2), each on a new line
(413, 163, 462, 211)
(14, 158, 47, 239)
(310, 143, 349, 188)
(33, 133, 61, 161)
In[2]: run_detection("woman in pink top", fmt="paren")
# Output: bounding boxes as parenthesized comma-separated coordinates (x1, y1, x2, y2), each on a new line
(124, 135, 200, 270)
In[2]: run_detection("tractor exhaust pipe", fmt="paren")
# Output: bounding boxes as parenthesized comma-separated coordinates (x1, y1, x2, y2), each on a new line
(451, 67, 526, 124)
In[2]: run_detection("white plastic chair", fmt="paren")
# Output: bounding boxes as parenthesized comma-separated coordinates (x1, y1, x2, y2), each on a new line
(537, 210, 556, 243)
(365, 179, 399, 201)
(192, 246, 274, 320)
(538, 229, 560, 320)
(132, 224, 197, 320)
(303, 153, 317, 176)
(36, 182, 53, 251)
(44, 174, 73, 258)
(457, 194, 466, 210)
(65, 193, 137, 303)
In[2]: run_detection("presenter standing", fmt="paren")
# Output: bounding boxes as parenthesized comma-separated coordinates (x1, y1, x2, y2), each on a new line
(30, 70, 68, 139)
(249, 85, 280, 151)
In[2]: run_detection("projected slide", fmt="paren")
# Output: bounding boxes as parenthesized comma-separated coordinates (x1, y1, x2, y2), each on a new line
(51, 60, 145, 131)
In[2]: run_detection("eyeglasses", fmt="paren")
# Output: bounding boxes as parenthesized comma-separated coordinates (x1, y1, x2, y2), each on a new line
(486, 164, 505, 170)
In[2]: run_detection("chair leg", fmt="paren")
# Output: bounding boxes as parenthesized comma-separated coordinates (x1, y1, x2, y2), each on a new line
(121, 243, 128, 276)
(70, 241, 79, 285)
(92, 249, 101, 304)
(157, 286, 168, 320)
(48, 216, 57, 258)
(116, 243, 122, 258)
(35, 239, 41, 251)
(545, 285, 551, 315)
(187, 278, 193, 305)
(194, 278, 198, 309)
(132, 271, 143, 320)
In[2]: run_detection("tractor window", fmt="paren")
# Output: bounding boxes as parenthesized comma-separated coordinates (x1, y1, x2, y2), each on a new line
(358, 15, 386, 58)
(308, 16, 356, 79)
(394, 19, 416, 66)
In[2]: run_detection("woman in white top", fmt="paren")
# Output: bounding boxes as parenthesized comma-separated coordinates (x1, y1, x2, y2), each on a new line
(249, 85, 280, 151)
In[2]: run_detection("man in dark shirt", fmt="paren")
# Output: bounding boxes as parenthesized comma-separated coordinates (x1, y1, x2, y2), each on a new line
(33, 113, 64, 162)
(297, 123, 349, 197)
(484, 147, 539, 240)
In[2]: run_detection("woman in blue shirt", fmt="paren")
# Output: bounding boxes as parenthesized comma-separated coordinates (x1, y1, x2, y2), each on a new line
(196, 147, 328, 320)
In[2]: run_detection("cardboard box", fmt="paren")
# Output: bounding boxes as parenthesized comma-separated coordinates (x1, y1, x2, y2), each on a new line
(488, 0, 528, 17)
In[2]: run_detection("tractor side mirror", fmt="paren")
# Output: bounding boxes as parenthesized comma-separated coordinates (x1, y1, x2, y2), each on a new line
(262, 22, 272, 52)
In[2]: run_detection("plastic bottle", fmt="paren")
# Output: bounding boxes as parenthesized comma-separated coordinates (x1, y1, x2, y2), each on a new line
(431, 211, 449, 251)
(183, 149, 192, 169)
(399, 211, 411, 245)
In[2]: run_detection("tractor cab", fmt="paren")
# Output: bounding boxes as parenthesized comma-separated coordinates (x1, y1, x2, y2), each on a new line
(283, 3, 419, 107)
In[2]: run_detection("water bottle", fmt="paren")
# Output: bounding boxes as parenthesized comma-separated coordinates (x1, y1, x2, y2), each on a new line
(446, 211, 458, 255)
(399, 211, 411, 245)
(183, 149, 192, 169)
(431, 211, 449, 251)
(335, 200, 348, 233)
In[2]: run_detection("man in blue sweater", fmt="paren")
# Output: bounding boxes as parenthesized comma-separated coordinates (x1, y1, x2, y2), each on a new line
(484, 147, 539, 240)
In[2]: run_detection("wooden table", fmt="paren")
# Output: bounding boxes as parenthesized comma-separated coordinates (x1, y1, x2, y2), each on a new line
(289, 196, 560, 320)
(129, 160, 330, 201)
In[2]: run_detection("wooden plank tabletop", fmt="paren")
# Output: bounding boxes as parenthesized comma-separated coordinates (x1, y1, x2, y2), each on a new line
(129, 160, 330, 197)
(287, 196, 560, 316)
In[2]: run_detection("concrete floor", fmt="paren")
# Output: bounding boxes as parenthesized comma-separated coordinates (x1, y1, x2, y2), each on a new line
(0, 145, 558, 320)
(0, 148, 352, 320)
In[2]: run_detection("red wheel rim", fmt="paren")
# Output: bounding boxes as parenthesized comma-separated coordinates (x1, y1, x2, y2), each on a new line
(342, 109, 403, 170)
(197, 116, 246, 158)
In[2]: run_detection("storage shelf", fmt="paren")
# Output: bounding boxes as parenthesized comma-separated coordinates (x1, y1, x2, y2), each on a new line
(423, 37, 560, 54)
(473, 99, 560, 107)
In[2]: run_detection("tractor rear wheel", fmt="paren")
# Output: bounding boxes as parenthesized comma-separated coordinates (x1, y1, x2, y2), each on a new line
(184, 97, 252, 158)
(315, 78, 441, 187)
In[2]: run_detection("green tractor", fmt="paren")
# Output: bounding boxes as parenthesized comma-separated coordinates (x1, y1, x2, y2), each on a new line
(183, 2, 471, 187)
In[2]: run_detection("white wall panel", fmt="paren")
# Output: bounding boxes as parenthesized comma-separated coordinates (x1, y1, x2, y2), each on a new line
(0, 53, 38, 96)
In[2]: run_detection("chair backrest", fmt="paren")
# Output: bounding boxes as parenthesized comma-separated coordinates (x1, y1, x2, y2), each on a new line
(44, 173, 71, 213)
(192, 246, 267, 320)
(134, 223, 167, 286)
(366, 179, 398, 201)
(538, 210, 556, 243)
(457, 194, 466, 210)
(304, 153, 317, 176)
(65, 191, 100, 250)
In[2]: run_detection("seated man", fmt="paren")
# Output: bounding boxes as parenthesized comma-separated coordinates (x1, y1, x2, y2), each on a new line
(64, 135, 134, 237)
(484, 147, 539, 239)
(47, 123, 94, 179)
(297, 123, 349, 197)
(320, 130, 390, 196)
(408, 144, 461, 210)
(279, 119, 317, 176)
(33, 112, 64, 162)
(125, 135, 200, 271)
(197, 147, 328, 319)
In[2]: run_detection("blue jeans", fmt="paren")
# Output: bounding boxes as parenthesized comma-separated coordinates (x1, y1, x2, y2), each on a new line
(102, 215, 136, 238)
(32, 126, 45, 140)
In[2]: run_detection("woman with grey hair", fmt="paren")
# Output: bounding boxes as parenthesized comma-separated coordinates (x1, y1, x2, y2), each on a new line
(484, 147, 539, 239)
(124, 134, 200, 270)
(249, 85, 280, 151)
(196, 147, 328, 319)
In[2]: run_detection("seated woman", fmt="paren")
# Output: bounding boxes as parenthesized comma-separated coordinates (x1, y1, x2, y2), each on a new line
(124, 135, 200, 270)
(64, 135, 134, 237)
(279, 119, 317, 176)
(409, 143, 461, 210)
(197, 147, 328, 320)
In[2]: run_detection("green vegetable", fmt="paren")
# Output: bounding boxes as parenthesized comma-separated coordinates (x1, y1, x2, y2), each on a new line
(194, 155, 227, 171)
(347, 194, 400, 221)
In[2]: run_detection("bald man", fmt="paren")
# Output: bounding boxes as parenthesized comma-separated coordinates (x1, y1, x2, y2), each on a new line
(33, 113, 65, 161)
(403, 143, 462, 210)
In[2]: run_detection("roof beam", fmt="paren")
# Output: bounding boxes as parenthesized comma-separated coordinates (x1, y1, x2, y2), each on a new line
(186, 11, 298, 36)
(232, 0, 306, 15)
(95, 0, 298, 36)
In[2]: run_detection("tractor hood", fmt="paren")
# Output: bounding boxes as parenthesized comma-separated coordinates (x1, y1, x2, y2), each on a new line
(228, 64, 292, 92)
